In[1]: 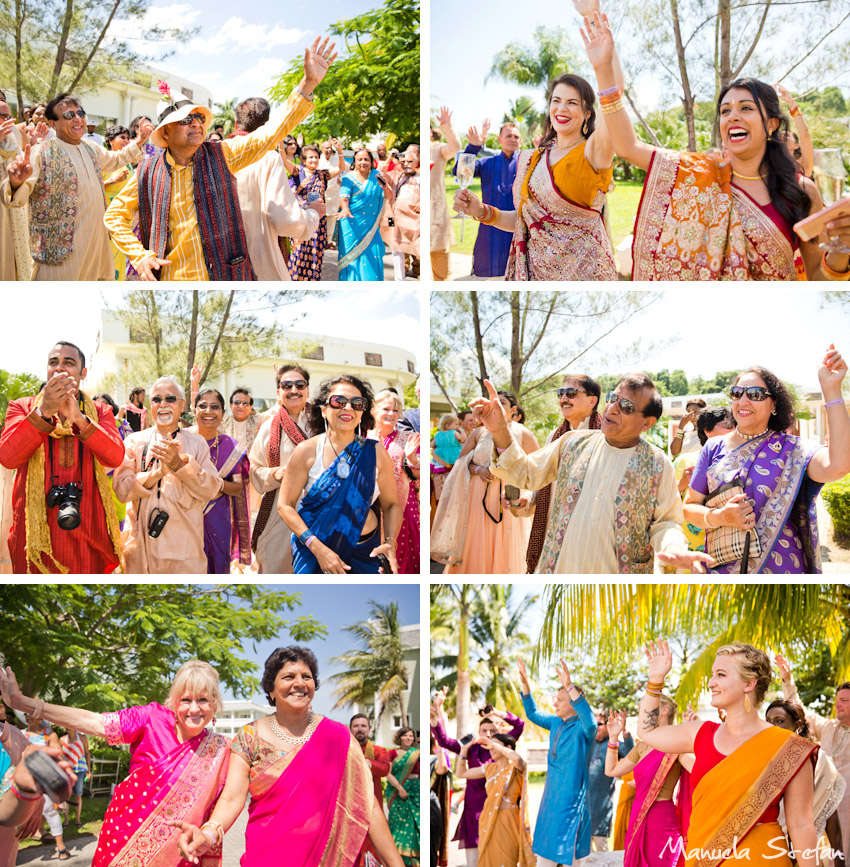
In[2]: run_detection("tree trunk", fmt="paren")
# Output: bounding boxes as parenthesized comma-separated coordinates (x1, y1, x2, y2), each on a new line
(50, 0, 75, 95)
(718, 0, 732, 90)
(433, 369, 459, 414)
(470, 291, 489, 396)
(14, 0, 25, 118)
(186, 291, 199, 397)
(624, 90, 662, 148)
(456, 586, 472, 739)
(68, 0, 124, 92)
(510, 291, 521, 395)
(669, 0, 697, 151)
(202, 291, 235, 384)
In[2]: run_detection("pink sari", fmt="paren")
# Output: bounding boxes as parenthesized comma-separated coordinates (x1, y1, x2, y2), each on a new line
(624, 749, 683, 867)
(236, 717, 372, 867)
(95, 703, 230, 867)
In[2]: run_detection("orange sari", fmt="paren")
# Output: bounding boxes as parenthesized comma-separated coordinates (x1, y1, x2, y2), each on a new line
(633, 150, 799, 281)
(478, 761, 535, 867)
(685, 726, 816, 867)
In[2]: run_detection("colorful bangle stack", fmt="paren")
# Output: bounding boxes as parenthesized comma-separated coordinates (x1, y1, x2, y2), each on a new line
(10, 783, 41, 801)
(599, 86, 624, 115)
(201, 821, 224, 847)
(821, 251, 850, 281)
(607, 740, 619, 750)
(645, 680, 665, 696)
(790, 106, 801, 117)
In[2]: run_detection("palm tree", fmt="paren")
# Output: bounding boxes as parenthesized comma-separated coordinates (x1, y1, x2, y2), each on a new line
(329, 600, 410, 726)
(487, 26, 584, 88)
(213, 98, 237, 135)
(537, 584, 849, 706)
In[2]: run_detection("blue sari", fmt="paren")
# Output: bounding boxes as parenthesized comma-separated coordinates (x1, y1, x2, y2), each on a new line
(291, 437, 381, 573)
(338, 170, 386, 281)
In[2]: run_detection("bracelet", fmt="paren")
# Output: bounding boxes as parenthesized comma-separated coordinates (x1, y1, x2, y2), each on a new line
(824, 398, 846, 409)
(31, 699, 45, 720)
(600, 98, 624, 115)
(607, 740, 619, 750)
(790, 106, 801, 117)
(304, 535, 317, 549)
(821, 251, 850, 281)
(298, 528, 314, 545)
(598, 85, 620, 99)
(10, 782, 41, 801)
(645, 687, 663, 696)
(294, 87, 314, 103)
(473, 203, 491, 223)
(647, 680, 665, 690)
(675, 430, 685, 438)
(201, 820, 224, 847)
(384, 536, 398, 548)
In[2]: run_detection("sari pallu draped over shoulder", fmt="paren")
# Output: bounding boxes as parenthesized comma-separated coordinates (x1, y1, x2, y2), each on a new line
(242, 718, 372, 867)
(705, 432, 823, 574)
(624, 750, 682, 867)
(506, 148, 617, 281)
(685, 726, 816, 867)
(477, 762, 535, 867)
(291, 437, 378, 574)
(203, 436, 250, 572)
(93, 728, 230, 867)
(387, 748, 421, 867)
(338, 170, 385, 280)
(633, 150, 798, 281)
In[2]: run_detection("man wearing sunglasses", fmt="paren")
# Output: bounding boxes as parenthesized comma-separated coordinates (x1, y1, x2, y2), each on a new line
(113, 376, 222, 574)
(2, 93, 153, 280)
(472, 377, 715, 574)
(105, 36, 337, 282)
(249, 365, 312, 573)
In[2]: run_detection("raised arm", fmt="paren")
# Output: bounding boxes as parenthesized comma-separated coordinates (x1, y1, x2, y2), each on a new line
(806, 345, 849, 484)
(605, 710, 637, 778)
(436, 106, 462, 160)
(776, 84, 814, 177)
(455, 740, 485, 780)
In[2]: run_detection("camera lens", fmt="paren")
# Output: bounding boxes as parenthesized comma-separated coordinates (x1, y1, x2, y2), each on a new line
(55, 484, 82, 531)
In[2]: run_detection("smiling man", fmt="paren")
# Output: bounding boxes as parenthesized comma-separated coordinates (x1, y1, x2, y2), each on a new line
(0, 341, 125, 573)
(472, 375, 714, 574)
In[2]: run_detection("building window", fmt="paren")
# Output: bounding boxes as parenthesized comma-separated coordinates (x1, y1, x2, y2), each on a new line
(407, 360, 415, 374)
(365, 352, 382, 367)
(184, 88, 193, 100)
(393, 715, 402, 728)
(305, 346, 324, 361)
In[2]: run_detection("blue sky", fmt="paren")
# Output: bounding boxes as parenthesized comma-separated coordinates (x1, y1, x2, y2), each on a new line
(107, 0, 383, 103)
(220, 583, 420, 723)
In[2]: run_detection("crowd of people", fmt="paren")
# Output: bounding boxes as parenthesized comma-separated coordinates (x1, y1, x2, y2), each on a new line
(0, 648, 420, 866)
(0, 340, 422, 574)
(430, 641, 850, 867)
(429, 344, 849, 574)
(431, 0, 850, 281)
(0, 36, 421, 282)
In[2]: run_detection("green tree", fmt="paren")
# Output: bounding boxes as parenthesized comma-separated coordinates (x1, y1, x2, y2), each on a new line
(329, 600, 411, 726)
(0, 584, 326, 709)
(268, 0, 419, 143)
(669, 369, 689, 395)
(0, 369, 42, 427)
(487, 26, 583, 88)
(213, 98, 237, 136)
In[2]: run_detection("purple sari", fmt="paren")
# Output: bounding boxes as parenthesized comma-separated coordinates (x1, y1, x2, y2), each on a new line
(203, 434, 250, 574)
(624, 750, 682, 867)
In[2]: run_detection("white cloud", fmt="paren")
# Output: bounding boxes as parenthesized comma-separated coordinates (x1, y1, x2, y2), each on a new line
(190, 18, 308, 54)
(107, 2, 202, 45)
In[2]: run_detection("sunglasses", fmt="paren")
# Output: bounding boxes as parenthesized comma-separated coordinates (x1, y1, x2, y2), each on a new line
(279, 379, 308, 391)
(230, 399, 251, 406)
(177, 113, 206, 126)
(557, 387, 587, 400)
(328, 394, 368, 411)
(151, 395, 179, 404)
(60, 109, 86, 120)
(196, 402, 222, 411)
(729, 386, 773, 401)
(605, 392, 647, 415)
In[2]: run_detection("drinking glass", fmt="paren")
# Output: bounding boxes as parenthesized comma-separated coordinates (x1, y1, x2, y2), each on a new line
(454, 153, 477, 220)
(813, 148, 849, 254)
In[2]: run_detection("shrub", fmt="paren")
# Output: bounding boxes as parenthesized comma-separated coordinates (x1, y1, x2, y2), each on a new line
(822, 476, 850, 541)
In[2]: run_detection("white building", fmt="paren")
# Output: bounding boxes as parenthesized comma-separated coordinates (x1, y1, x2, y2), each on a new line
(87, 309, 418, 410)
(212, 699, 270, 739)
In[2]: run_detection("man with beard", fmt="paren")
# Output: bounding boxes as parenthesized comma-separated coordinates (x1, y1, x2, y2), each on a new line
(350, 714, 391, 867)
(121, 387, 149, 433)
(113, 376, 222, 573)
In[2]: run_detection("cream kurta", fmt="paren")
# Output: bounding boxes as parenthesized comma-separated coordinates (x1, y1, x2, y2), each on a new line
(113, 429, 223, 574)
(0, 125, 31, 280)
(430, 141, 453, 253)
(235, 150, 320, 281)
(783, 677, 850, 859)
(1, 137, 142, 280)
(381, 170, 420, 256)
(491, 433, 685, 574)
(248, 409, 309, 574)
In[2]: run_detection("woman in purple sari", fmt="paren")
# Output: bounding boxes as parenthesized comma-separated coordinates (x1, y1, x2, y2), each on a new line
(191, 389, 251, 575)
(685, 345, 850, 573)
(604, 700, 692, 867)
(171, 646, 405, 867)
(0, 660, 231, 867)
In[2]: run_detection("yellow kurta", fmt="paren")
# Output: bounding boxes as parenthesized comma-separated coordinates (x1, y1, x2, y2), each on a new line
(104, 91, 313, 280)
(490, 433, 685, 574)
(1, 137, 141, 280)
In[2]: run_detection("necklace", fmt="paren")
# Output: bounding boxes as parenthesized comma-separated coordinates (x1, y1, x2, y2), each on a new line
(326, 433, 351, 479)
(553, 137, 584, 152)
(732, 170, 764, 181)
(207, 434, 220, 461)
(736, 427, 769, 441)
(268, 711, 317, 746)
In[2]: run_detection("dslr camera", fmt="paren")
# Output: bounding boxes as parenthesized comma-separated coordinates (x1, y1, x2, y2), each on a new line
(46, 482, 83, 531)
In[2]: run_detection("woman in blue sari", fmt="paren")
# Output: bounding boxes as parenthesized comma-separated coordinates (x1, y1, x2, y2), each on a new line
(338, 149, 394, 281)
(278, 375, 402, 574)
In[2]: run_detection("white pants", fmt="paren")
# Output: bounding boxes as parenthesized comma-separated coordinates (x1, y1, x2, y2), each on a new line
(464, 848, 479, 867)
(42, 795, 63, 836)
(392, 249, 406, 280)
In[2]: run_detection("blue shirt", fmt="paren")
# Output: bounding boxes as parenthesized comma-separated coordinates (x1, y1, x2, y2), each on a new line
(521, 691, 597, 864)
(453, 144, 518, 277)
(586, 733, 634, 835)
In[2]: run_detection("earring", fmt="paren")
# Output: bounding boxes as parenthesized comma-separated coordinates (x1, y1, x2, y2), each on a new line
(744, 693, 752, 713)
(212, 717, 217, 726)
(323, 416, 327, 432)
(581, 119, 589, 138)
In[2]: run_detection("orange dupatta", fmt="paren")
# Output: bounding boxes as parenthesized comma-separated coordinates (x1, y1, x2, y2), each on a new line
(686, 726, 815, 867)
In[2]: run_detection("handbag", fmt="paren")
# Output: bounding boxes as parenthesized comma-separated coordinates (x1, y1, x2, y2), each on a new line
(704, 475, 761, 572)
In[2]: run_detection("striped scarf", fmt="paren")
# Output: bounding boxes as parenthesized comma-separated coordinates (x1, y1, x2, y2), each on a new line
(525, 410, 601, 573)
(137, 142, 256, 281)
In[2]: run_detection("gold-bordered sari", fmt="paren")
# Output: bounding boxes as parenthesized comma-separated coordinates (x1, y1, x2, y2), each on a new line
(478, 760, 535, 867)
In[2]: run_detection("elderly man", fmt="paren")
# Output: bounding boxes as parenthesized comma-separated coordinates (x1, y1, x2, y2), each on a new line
(113, 376, 222, 573)
(382, 145, 420, 280)
(249, 364, 311, 573)
(230, 96, 323, 280)
(454, 120, 521, 278)
(0, 341, 125, 574)
(221, 388, 261, 454)
(472, 376, 714, 573)
(104, 37, 336, 281)
(1, 93, 151, 280)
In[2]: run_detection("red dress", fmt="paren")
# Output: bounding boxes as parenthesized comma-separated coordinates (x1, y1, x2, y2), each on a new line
(0, 397, 126, 573)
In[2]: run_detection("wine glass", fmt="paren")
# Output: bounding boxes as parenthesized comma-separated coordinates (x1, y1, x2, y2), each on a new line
(455, 153, 477, 220)
(813, 148, 849, 254)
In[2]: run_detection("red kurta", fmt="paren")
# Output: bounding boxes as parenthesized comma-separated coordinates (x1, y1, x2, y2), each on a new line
(0, 397, 126, 574)
(356, 739, 391, 866)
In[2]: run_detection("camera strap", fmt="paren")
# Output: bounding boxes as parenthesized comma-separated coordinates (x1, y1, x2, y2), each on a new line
(47, 433, 83, 486)
(140, 429, 165, 510)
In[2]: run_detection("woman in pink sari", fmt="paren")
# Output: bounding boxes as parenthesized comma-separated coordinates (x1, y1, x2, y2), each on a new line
(0, 660, 231, 867)
(604, 700, 693, 867)
(172, 646, 405, 867)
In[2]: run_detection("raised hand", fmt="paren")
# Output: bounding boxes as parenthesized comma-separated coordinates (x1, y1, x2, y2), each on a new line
(818, 344, 846, 394)
(0, 117, 15, 141)
(645, 639, 673, 683)
(517, 658, 531, 692)
(433, 686, 448, 713)
(7, 143, 32, 190)
(136, 119, 154, 144)
(580, 11, 615, 70)
(466, 120, 490, 148)
(302, 36, 338, 92)
(468, 379, 509, 437)
(571, 0, 601, 18)
(0, 665, 26, 709)
(404, 433, 420, 462)
(190, 364, 203, 392)
(775, 654, 792, 683)
(774, 83, 798, 113)
(683, 702, 699, 722)
(556, 658, 573, 690)
(436, 105, 453, 126)
(606, 709, 623, 739)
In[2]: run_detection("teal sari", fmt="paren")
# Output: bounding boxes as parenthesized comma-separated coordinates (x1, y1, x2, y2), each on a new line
(338, 169, 386, 281)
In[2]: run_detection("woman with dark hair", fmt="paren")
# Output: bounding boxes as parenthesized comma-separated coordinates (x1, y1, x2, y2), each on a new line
(456, 732, 534, 867)
(338, 148, 394, 280)
(170, 646, 405, 867)
(695, 406, 735, 446)
(189, 388, 250, 574)
(281, 135, 301, 186)
(121, 387, 149, 432)
(278, 375, 401, 573)
(454, 67, 620, 280)
(102, 125, 136, 280)
(684, 345, 850, 573)
(431, 389, 538, 573)
(386, 727, 420, 866)
(582, 12, 850, 280)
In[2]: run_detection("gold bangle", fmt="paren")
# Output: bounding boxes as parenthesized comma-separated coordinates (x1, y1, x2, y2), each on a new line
(601, 99, 624, 115)
(790, 107, 801, 117)
(482, 206, 500, 226)
(646, 680, 665, 690)
(821, 251, 850, 281)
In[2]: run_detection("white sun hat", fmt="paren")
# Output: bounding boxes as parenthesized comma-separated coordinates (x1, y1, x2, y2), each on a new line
(150, 80, 213, 148)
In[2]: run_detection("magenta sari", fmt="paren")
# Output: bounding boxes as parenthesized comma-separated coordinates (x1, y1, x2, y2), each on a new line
(624, 749, 683, 867)
(95, 702, 230, 867)
(235, 717, 372, 867)
(378, 429, 420, 575)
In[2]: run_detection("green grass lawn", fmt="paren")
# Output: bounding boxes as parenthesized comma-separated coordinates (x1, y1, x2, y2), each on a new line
(445, 176, 482, 256)
(18, 795, 110, 850)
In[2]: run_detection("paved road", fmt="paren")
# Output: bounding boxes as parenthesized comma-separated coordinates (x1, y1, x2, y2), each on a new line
(321, 246, 419, 281)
